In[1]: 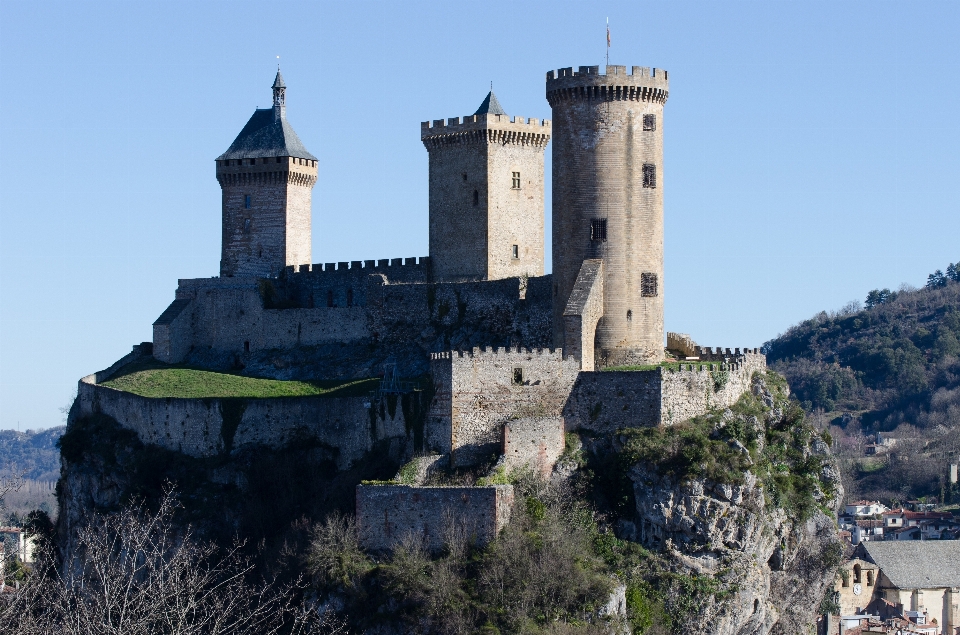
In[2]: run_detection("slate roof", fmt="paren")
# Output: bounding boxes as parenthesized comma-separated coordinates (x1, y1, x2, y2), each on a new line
(863, 540, 960, 589)
(474, 90, 507, 116)
(217, 108, 316, 161)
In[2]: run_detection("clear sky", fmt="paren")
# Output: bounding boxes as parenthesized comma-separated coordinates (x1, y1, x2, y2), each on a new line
(0, 0, 957, 431)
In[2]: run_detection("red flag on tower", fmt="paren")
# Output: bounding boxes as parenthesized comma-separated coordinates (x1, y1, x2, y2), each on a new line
(607, 18, 611, 48)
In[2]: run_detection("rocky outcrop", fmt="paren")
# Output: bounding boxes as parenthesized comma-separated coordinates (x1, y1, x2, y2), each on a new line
(625, 373, 844, 635)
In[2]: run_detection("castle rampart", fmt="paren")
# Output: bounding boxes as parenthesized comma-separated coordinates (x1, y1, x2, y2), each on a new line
(421, 114, 551, 148)
(76, 361, 418, 469)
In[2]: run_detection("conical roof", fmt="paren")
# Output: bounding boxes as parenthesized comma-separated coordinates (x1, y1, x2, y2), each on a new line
(474, 90, 507, 116)
(273, 70, 285, 89)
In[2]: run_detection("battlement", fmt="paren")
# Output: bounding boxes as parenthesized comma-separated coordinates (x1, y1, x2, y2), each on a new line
(281, 256, 431, 279)
(431, 345, 565, 362)
(421, 113, 551, 149)
(545, 65, 668, 106)
(694, 346, 764, 362)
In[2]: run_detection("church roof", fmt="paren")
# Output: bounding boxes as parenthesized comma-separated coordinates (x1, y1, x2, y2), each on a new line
(474, 90, 507, 116)
(217, 109, 316, 161)
(862, 540, 960, 589)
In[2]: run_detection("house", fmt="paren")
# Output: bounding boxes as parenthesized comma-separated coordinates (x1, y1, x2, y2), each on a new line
(847, 501, 889, 517)
(852, 520, 885, 545)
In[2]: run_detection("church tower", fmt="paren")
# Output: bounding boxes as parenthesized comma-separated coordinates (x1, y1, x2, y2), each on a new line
(547, 65, 668, 367)
(422, 92, 551, 282)
(216, 71, 317, 278)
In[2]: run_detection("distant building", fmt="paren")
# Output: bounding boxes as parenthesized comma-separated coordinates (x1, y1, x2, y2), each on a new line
(846, 500, 889, 517)
(832, 541, 960, 634)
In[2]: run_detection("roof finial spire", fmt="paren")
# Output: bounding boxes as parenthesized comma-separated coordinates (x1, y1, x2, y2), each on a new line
(272, 66, 286, 121)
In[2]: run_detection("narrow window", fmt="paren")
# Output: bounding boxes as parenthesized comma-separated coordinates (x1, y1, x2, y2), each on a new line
(462, 172, 467, 181)
(346, 289, 354, 307)
(512, 244, 519, 259)
(258, 246, 262, 258)
(512, 367, 523, 385)
(511, 171, 521, 189)
(243, 218, 251, 234)
(473, 189, 479, 206)
(590, 218, 607, 242)
(642, 163, 657, 188)
(243, 341, 250, 352)
(853, 564, 861, 584)
(327, 290, 334, 307)
(626, 310, 632, 321)
(244, 195, 251, 209)
(641, 273, 658, 297)
(866, 570, 873, 586)
(643, 114, 656, 131)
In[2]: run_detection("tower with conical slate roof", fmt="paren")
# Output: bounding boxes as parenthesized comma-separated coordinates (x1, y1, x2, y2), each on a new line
(216, 70, 317, 277)
(421, 91, 551, 282)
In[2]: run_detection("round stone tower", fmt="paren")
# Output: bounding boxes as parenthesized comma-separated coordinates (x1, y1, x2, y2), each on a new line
(547, 65, 669, 367)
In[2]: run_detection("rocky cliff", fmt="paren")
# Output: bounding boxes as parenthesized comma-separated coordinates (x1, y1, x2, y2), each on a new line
(617, 372, 843, 634)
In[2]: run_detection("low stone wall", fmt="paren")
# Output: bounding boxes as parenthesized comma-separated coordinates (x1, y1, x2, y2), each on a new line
(356, 484, 513, 552)
(660, 354, 767, 426)
(75, 373, 416, 469)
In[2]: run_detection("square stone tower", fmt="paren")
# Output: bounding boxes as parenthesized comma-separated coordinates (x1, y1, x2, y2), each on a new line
(422, 92, 551, 282)
(216, 70, 317, 278)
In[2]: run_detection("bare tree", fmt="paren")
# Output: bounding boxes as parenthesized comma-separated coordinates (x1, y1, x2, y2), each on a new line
(0, 488, 318, 635)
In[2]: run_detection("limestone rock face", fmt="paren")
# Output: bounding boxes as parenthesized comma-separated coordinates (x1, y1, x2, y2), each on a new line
(628, 376, 844, 635)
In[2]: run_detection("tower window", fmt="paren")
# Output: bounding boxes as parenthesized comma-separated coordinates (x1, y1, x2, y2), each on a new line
(626, 310, 632, 321)
(346, 289, 354, 307)
(590, 218, 607, 242)
(462, 172, 467, 181)
(327, 290, 334, 307)
(511, 172, 521, 189)
(642, 164, 657, 188)
(512, 367, 523, 385)
(473, 190, 479, 206)
(244, 341, 250, 352)
(643, 114, 656, 131)
(641, 273, 658, 297)
(244, 195, 251, 209)
(512, 245, 519, 259)
(243, 218, 251, 234)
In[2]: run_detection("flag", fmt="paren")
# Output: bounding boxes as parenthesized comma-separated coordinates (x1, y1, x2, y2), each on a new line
(607, 19, 611, 48)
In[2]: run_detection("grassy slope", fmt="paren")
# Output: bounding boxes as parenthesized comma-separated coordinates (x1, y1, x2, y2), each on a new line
(102, 359, 378, 399)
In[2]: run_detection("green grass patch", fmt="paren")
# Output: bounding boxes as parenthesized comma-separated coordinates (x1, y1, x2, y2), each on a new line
(102, 359, 377, 399)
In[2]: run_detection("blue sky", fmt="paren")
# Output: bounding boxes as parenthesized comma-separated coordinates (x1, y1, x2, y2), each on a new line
(1, 0, 958, 431)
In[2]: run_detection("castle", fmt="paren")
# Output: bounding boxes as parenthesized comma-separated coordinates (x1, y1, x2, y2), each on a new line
(76, 65, 766, 549)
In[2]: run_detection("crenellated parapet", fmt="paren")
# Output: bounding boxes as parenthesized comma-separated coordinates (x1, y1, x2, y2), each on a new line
(421, 113, 551, 149)
(546, 65, 669, 107)
(430, 345, 566, 362)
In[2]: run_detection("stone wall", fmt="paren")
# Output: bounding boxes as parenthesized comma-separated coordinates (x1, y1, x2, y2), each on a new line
(502, 417, 565, 477)
(356, 484, 513, 551)
(429, 347, 579, 467)
(154, 268, 554, 367)
(75, 372, 417, 469)
(660, 352, 767, 426)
